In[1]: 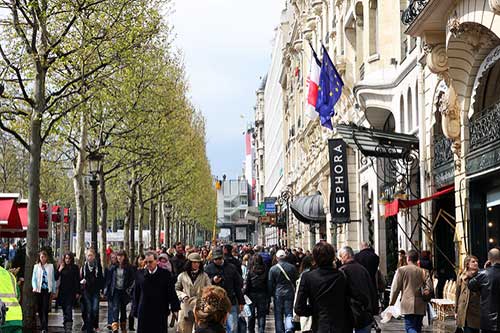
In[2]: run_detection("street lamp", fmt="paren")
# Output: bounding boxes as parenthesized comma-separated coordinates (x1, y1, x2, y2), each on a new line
(280, 188, 292, 248)
(87, 151, 103, 253)
(275, 200, 282, 247)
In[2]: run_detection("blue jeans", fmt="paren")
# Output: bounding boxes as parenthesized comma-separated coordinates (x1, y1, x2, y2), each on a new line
(83, 292, 100, 333)
(248, 298, 268, 333)
(273, 296, 294, 333)
(404, 314, 424, 333)
(111, 289, 128, 323)
(355, 324, 373, 333)
(226, 305, 238, 333)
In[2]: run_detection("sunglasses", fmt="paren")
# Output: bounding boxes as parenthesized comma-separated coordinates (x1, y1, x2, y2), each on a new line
(145, 260, 156, 264)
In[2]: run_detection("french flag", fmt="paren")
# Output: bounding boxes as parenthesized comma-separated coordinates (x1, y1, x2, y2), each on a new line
(306, 44, 321, 119)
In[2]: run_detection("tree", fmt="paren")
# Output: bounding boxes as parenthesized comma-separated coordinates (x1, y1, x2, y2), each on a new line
(0, 0, 162, 326)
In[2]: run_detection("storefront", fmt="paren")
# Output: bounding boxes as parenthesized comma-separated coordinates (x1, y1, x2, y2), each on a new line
(467, 54, 500, 264)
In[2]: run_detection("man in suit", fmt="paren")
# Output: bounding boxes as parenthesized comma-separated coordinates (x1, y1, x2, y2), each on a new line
(354, 242, 380, 291)
(389, 249, 433, 333)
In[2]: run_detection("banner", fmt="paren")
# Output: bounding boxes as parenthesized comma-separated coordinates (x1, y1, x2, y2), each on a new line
(328, 139, 350, 223)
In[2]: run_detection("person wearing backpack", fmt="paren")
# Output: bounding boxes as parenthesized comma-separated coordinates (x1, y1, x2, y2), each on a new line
(268, 250, 298, 333)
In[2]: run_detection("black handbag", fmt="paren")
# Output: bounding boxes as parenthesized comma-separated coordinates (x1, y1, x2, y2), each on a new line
(292, 316, 301, 331)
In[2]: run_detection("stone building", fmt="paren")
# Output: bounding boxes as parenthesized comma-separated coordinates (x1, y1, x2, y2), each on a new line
(402, 0, 500, 273)
(255, 0, 500, 282)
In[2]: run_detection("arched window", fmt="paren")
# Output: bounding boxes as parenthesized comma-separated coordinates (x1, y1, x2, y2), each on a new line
(415, 82, 419, 128)
(407, 88, 413, 132)
(399, 95, 405, 132)
(369, 0, 378, 55)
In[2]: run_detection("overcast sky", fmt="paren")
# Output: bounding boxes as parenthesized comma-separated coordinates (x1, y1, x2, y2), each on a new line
(171, 0, 285, 179)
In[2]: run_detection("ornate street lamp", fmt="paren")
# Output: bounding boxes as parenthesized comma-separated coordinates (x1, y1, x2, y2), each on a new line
(280, 188, 292, 248)
(87, 151, 103, 253)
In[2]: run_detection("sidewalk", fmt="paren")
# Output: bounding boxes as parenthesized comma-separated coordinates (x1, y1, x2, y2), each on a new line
(45, 301, 457, 332)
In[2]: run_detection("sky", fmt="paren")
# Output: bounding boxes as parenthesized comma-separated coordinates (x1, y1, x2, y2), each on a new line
(171, 0, 285, 179)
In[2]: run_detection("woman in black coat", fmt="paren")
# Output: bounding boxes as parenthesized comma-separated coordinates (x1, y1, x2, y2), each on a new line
(295, 242, 352, 333)
(244, 253, 269, 333)
(55, 252, 80, 333)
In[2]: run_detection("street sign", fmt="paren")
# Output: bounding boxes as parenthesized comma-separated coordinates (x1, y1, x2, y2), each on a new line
(264, 197, 277, 213)
(258, 203, 265, 216)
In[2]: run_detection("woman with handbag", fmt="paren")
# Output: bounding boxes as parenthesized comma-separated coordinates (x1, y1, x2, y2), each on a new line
(455, 255, 480, 333)
(106, 250, 135, 333)
(176, 252, 212, 333)
(244, 253, 270, 333)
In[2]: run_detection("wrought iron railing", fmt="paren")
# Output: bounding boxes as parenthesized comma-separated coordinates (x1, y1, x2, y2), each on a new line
(401, 0, 430, 26)
(433, 134, 453, 168)
(470, 102, 500, 151)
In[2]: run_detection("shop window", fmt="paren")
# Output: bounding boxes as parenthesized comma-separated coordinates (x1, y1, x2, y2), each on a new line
(487, 189, 500, 249)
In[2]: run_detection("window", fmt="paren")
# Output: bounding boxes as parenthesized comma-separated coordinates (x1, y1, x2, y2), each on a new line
(369, 0, 378, 55)
(415, 82, 419, 127)
(240, 211, 245, 219)
(399, 95, 405, 132)
(407, 88, 413, 132)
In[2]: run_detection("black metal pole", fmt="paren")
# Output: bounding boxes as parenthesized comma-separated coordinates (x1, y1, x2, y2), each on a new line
(90, 174, 99, 253)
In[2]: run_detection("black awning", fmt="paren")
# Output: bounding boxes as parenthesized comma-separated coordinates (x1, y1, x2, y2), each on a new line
(336, 123, 419, 159)
(290, 193, 326, 224)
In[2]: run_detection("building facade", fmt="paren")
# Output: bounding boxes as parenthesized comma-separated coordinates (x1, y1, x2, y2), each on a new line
(216, 178, 251, 243)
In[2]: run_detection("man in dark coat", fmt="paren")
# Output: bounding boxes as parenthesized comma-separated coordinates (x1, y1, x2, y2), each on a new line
(134, 251, 180, 333)
(468, 248, 500, 333)
(354, 242, 380, 289)
(205, 249, 244, 333)
(170, 242, 187, 278)
(295, 242, 352, 333)
(339, 246, 377, 333)
(223, 244, 242, 276)
(268, 250, 298, 333)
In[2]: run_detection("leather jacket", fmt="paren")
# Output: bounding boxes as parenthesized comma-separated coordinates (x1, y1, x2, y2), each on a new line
(468, 263, 500, 331)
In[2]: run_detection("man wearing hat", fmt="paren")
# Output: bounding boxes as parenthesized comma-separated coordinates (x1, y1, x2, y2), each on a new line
(268, 250, 298, 333)
(175, 253, 211, 333)
(205, 249, 244, 333)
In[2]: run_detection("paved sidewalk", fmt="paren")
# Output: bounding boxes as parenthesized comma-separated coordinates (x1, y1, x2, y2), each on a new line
(45, 302, 457, 332)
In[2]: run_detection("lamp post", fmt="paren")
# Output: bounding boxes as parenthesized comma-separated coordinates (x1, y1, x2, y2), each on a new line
(280, 188, 292, 248)
(87, 151, 103, 253)
(275, 200, 281, 247)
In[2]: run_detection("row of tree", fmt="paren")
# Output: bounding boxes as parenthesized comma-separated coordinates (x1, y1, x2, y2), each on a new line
(0, 0, 215, 328)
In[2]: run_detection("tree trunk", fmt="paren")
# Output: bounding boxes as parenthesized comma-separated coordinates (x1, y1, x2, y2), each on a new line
(99, 165, 107, 268)
(156, 198, 161, 248)
(22, 68, 45, 329)
(149, 194, 155, 249)
(123, 204, 130, 255)
(162, 201, 168, 248)
(73, 111, 87, 265)
(129, 176, 137, 259)
(137, 183, 144, 255)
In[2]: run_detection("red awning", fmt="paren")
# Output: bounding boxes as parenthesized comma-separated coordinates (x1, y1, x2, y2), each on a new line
(64, 207, 69, 223)
(52, 205, 61, 222)
(0, 198, 23, 238)
(18, 201, 48, 238)
(385, 186, 454, 218)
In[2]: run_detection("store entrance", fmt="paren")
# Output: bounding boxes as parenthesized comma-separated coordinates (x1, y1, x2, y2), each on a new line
(470, 172, 500, 265)
(433, 192, 456, 298)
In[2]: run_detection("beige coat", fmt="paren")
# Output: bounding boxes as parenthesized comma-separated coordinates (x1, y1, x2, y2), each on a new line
(175, 271, 211, 301)
(389, 264, 433, 316)
(455, 273, 481, 329)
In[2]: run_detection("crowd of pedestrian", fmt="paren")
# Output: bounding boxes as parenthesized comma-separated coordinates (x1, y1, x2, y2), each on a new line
(1, 238, 499, 333)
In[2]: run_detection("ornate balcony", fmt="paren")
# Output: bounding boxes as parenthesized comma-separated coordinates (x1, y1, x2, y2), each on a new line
(433, 134, 453, 168)
(401, 0, 430, 26)
(470, 102, 500, 151)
